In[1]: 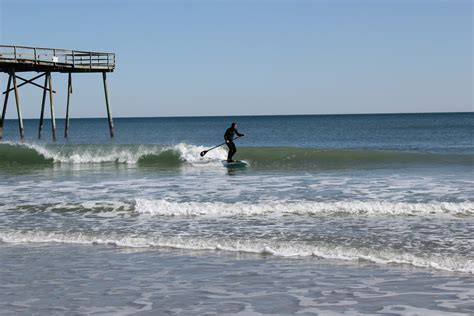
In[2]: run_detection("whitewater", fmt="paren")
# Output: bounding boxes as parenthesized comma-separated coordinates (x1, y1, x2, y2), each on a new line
(1, 141, 472, 168)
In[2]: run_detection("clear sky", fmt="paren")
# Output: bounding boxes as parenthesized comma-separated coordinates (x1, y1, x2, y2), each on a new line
(0, 0, 472, 118)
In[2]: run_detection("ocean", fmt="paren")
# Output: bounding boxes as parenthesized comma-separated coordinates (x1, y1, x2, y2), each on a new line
(0, 112, 473, 314)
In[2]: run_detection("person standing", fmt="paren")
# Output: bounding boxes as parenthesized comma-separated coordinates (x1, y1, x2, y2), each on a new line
(224, 122, 245, 162)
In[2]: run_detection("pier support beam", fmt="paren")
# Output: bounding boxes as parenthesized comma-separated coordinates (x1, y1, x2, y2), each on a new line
(0, 74, 12, 139)
(64, 73, 72, 138)
(3, 73, 53, 95)
(38, 73, 49, 139)
(48, 73, 57, 141)
(102, 72, 115, 138)
(12, 70, 25, 140)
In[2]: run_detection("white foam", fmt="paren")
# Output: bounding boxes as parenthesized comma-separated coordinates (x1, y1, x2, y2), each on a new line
(173, 143, 227, 166)
(134, 199, 474, 217)
(8, 142, 226, 165)
(1, 231, 472, 274)
(13, 142, 164, 164)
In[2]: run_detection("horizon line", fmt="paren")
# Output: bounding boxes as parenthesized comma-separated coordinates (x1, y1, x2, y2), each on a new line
(6, 110, 473, 120)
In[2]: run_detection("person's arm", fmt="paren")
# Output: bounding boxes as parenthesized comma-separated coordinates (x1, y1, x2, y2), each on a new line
(224, 129, 231, 143)
(235, 129, 245, 137)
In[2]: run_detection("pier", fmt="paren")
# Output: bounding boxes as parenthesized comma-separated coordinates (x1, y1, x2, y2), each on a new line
(0, 45, 116, 140)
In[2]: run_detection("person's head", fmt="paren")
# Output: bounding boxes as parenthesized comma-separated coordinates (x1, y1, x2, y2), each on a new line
(231, 122, 237, 129)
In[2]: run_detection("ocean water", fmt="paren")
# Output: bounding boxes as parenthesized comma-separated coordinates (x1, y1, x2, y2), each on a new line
(0, 112, 473, 314)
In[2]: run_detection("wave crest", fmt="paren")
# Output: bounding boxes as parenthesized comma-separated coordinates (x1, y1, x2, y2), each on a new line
(134, 199, 473, 217)
(1, 230, 472, 274)
(4, 199, 472, 217)
(0, 142, 226, 165)
(1, 142, 472, 169)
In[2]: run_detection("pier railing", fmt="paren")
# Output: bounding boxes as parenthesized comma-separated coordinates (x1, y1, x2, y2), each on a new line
(0, 45, 115, 71)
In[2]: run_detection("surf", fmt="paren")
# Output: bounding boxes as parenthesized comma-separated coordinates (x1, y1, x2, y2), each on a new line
(0, 142, 227, 166)
(1, 230, 472, 274)
(0, 142, 472, 170)
(133, 199, 474, 217)
(3, 198, 473, 218)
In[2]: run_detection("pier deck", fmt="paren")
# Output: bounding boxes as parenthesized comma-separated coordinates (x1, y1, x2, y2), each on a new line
(0, 45, 115, 73)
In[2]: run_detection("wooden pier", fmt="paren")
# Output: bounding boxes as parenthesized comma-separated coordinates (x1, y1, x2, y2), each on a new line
(0, 45, 116, 140)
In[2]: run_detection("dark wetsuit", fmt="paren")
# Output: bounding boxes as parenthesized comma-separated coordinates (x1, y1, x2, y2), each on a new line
(224, 127, 244, 162)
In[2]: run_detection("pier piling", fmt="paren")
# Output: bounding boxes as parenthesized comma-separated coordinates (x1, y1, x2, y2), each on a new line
(38, 73, 49, 139)
(64, 73, 72, 138)
(102, 72, 115, 138)
(11, 70, 25, 140)
(0, 74, 12, 139)
(48, 73, 56, 141)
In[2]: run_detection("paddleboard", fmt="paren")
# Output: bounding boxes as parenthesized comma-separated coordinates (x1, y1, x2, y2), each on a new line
(221, 160, 249, 168)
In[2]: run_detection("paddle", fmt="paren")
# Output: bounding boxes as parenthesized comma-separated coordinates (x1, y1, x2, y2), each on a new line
(200, 136, 244, 157)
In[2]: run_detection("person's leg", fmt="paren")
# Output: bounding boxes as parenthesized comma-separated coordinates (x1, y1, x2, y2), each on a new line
(228, 142, 236, 162)
(226, 142, 233, 162)
(230, 142, 237, 161)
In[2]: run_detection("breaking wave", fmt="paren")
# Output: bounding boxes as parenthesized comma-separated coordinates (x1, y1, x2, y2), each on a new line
(0, 142, 472, 169)
(0, 142, 226, 166)
(1, 230, 472, 274)
(134, 199, 474, 217)
(4, 199, 473, 218)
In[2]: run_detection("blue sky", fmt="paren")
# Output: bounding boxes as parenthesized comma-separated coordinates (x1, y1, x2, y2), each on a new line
(0, 0, 472, 118)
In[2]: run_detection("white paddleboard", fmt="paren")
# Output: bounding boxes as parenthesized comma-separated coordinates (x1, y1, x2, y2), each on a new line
(221, 160, 249, 168)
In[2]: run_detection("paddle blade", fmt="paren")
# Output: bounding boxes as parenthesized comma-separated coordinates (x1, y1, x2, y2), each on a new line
(200, 150, 207, 157)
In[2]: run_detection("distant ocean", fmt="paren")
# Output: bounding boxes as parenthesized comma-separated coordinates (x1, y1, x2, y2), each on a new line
(0, 112, 473, 314)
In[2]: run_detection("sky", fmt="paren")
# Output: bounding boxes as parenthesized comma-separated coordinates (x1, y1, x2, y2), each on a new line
(0, 0, 472, 118)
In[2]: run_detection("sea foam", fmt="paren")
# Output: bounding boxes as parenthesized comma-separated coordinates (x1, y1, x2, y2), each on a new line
(134, 199, 474, 217)
(1, 230, 472, 274)
(4, 142, 226, 165)
(2, 142, 472, 169)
